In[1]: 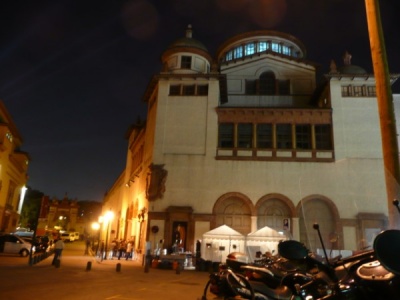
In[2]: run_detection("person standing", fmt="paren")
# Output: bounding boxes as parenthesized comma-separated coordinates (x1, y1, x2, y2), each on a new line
(52, 236, 65, 266)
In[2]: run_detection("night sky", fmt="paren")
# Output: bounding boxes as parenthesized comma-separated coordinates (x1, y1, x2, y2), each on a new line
(1, 0, 399, 201)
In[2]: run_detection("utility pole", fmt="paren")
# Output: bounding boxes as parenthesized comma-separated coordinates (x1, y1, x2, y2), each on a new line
(365, 0, 400, 228)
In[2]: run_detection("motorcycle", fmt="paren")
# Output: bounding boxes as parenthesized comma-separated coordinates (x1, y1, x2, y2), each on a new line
(201, 168, 400, 299)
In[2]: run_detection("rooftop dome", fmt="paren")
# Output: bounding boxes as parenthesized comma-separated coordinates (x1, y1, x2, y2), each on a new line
(166, 25, 208, 52)
(335, 51, 367, 74)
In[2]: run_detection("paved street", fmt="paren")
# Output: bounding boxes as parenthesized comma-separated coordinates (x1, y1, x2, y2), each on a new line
(0, 241, 215, 300)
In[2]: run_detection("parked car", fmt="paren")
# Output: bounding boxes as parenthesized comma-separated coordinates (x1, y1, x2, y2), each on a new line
(60, 232, 75, 242)
(0, 234, 33, 257)
(21, 235, 50, 253)
(12, 230, 34, 238)
(73, 232, 80, 241)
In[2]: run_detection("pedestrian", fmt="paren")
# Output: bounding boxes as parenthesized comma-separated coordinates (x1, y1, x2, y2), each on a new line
(51, 236, 65, 266)
(84, 237, 91, 255)
(118, 239, 126, 260)
(126, 240, 133, 260)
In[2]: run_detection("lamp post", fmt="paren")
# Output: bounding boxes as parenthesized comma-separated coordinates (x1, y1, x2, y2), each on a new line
(91, 221, 100, 256)
(103, 211, 114, 260)
(364, 0, 400, 228)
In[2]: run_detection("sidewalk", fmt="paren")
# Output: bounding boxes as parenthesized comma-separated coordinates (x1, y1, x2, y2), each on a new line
(0, 251, 214, 300)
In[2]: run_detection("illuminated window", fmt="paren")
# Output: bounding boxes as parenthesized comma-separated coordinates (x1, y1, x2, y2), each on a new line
(245, 43, 255, 55)
(233, 46, 243, 59)
(258, 42, 267, 52)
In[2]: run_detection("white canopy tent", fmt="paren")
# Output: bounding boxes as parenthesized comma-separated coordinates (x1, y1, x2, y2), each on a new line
(246, 226, 288, 261)
(202, 225, 246, 262)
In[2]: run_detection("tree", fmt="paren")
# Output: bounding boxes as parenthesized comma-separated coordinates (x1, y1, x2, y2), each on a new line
(19, 187, 44, 231)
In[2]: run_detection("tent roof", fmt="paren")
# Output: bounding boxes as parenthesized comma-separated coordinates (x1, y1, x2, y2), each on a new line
(247, 226, 285, 239)
(203, 225, 245, 239)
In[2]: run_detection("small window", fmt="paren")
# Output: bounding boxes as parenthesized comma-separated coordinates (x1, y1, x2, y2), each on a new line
(181, 56, 192, 69)
(258, 42, 267, 52)
(353, 86, 363, 97)
(238, 123, 253, 148)
(169, 85, 181, 95)
(315, 125, 332, 150)
(282, 45, 291, 56)
(182, 85, 195, 95)
(197, 85, 209, 96)
(245, 80, 257, 95)
(226, 51, 233, 61)
(257, 124, 273, 148)
(219, 123, 234, 148)
(341, 86, 351, 97)
(245, 43, 255, 55)
(271, 42, 279, 53)
(233, 46, 243, 59)
(367, 86, 376, 97)
(276, 124, 292, 149)
(295, 125, 311, 149)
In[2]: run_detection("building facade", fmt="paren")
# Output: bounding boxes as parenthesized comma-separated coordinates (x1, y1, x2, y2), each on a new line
(103, 26, 399, 256)
(0, 101, 29, 233)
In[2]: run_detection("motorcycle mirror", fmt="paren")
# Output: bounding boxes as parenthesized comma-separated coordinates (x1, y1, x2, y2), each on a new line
(278, 240, 308, 260)
(373, 229, 400, 275)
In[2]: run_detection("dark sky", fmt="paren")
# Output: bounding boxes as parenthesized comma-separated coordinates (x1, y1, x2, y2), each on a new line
(1, 0, 399, 201)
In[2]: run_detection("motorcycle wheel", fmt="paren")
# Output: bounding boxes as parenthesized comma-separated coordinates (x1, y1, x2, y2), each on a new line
(225, 272, 255, 300)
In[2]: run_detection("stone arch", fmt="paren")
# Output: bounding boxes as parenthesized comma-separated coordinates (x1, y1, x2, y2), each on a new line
(213, 192, 255, 234)
(255, 193, 296, 231)
(296, 194, 341, 253)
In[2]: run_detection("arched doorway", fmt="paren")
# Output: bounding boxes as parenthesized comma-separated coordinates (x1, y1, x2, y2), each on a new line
(298, 196, 340, 253)
(256, 195, 294, 232)
(213, 193, 253, 234)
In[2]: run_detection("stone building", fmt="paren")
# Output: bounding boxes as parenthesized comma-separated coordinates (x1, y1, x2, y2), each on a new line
(0, 101, 29, 233)
(103, 26, 400, 255)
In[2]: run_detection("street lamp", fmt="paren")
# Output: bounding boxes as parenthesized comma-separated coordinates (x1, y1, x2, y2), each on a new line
(91, 221, 100, 256)
(103, 211, 114, 260)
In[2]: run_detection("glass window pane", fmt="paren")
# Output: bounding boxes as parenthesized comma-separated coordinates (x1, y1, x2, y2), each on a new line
(197, 85, 208, 95)
(169, 85, 181, 95)
(257, 124, 273, 148)
(238, 123, 253, 148)
(234, 46, 243, 59)
(181, 56, 192, 69)
(245, 43, 255, 55)
(182, 85, 195, 95)
(276, 124, 292, 149)
(315, 125, 332, 150)
(219, 123, 234, 148)
(296, 124, 311, 149)
(258, 42, 267, 52)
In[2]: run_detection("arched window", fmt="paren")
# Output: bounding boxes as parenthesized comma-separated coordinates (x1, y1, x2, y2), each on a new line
(259, 71, 276, 95)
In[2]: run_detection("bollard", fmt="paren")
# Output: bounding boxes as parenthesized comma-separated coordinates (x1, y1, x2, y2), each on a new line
(176, 262, 181, 275)
(86, 261, 92, 271)
(116, 263, 121, 272)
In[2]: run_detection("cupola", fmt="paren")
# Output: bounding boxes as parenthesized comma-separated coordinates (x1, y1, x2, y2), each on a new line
(161, 25, 212, 74)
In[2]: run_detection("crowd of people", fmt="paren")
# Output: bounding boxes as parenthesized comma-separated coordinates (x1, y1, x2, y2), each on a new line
(97, 238, 136, 260)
